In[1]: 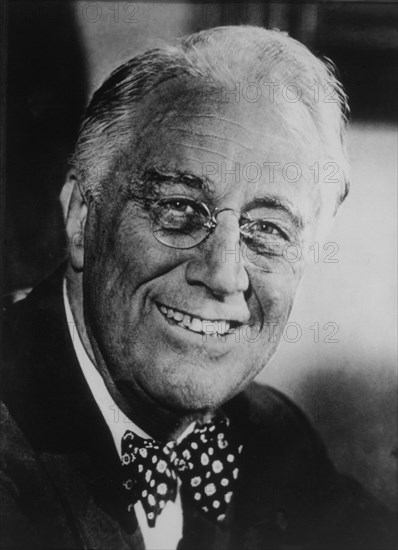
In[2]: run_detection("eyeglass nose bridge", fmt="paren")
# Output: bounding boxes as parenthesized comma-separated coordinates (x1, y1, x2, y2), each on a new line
(207, 207, 239, 232)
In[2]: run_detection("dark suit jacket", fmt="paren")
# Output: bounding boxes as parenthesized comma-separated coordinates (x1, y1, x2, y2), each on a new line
(1, 266, 395, 550)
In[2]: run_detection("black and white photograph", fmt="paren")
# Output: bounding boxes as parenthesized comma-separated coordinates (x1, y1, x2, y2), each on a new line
(1, 2, 397, 549)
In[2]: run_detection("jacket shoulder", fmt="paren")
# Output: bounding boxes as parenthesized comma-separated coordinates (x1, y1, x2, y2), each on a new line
(229, 382, 322, 449)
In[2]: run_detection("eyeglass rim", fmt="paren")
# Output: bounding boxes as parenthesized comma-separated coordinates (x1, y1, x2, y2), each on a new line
(151, 195, 256, 249)
(149, 197, 292, 274)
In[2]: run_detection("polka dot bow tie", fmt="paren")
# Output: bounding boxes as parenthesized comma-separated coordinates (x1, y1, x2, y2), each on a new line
(121, 417, 242, 527)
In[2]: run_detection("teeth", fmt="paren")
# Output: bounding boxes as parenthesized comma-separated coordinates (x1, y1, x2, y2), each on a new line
(190, 318, 203, 333)
(158, 304, 232, 336)
(202, 320, 231, 336)
(203, 321, 216, 335)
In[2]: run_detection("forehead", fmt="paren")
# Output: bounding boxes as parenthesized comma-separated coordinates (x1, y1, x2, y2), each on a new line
(126, 78, 323, 215)
(135, 78, 321, 156)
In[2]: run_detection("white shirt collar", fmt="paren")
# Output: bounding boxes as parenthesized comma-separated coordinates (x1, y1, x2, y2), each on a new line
(63, 278, 195, 457)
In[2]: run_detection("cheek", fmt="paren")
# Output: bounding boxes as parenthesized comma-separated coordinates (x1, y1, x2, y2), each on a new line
(86, 206, 162, 293)
(251, 271, 302, 345)
(110, 206, 178, 282)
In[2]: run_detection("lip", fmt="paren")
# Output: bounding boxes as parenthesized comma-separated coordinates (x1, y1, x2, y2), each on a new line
(153, 301, 240, 355)
(155, 300, 242, 334)
(155, 301, 243, 326)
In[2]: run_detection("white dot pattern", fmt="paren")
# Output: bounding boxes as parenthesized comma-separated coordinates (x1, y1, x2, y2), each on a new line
(212, 460, 223, 473)
(191, 476, 201, 487)
(121, 416, 243, 527)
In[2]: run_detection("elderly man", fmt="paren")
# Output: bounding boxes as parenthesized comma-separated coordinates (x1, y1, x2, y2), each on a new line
(1, 26, 394, 550)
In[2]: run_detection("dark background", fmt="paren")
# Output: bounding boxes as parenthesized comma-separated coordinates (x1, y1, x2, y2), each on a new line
(3, 1, 397, 511)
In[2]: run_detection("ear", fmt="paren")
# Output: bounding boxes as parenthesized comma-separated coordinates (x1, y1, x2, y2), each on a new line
(60, 171, 87, 270)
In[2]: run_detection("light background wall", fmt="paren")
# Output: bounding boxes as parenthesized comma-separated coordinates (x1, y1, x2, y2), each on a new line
(266, 122, 397, 510)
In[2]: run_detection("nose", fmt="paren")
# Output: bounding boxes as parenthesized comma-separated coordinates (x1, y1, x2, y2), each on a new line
(185, 210, 250, 298)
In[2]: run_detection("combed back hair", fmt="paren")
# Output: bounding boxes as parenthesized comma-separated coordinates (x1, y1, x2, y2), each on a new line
(70, 25, 350, 214)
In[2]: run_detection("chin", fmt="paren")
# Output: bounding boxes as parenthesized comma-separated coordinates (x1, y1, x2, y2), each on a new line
(149, 375, 249, 414)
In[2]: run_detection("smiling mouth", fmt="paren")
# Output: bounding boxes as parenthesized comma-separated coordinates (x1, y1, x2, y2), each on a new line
(156, 302, 240, 337)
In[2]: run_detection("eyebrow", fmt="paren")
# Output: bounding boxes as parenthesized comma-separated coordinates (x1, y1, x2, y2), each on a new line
(140, 169, 304, 230)
(245, 196, 305, 231)
(142, 167, 210, 192)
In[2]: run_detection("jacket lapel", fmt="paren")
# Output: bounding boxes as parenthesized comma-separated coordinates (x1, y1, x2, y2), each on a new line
(38, 450, 145, 550)
(177, 483, 232, 550)
(222, 389, 321, 550)
(3, 265, 144, 548)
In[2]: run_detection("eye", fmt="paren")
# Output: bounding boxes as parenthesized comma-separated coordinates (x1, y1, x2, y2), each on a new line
(153, 197, 208, 230)
(241, 220, 288, 240)
(240, 219, 289, 256)
(255, 221, 283, 236)
(163, 199, 194, 214)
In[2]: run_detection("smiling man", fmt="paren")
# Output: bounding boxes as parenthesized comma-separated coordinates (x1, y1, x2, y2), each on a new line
(1, 26, 395, 550)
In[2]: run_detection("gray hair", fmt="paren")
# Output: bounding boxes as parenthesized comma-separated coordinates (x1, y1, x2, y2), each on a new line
(70, 25, 350, 214)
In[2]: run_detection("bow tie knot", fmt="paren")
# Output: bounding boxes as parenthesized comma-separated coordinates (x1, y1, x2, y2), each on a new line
(121, 417, 242, 527)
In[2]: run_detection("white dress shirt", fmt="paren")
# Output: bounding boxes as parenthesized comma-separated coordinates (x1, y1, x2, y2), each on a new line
(63, 280, 192, 550)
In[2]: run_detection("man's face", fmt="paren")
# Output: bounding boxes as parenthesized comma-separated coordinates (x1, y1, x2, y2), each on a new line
(83, 81, 323, 413)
